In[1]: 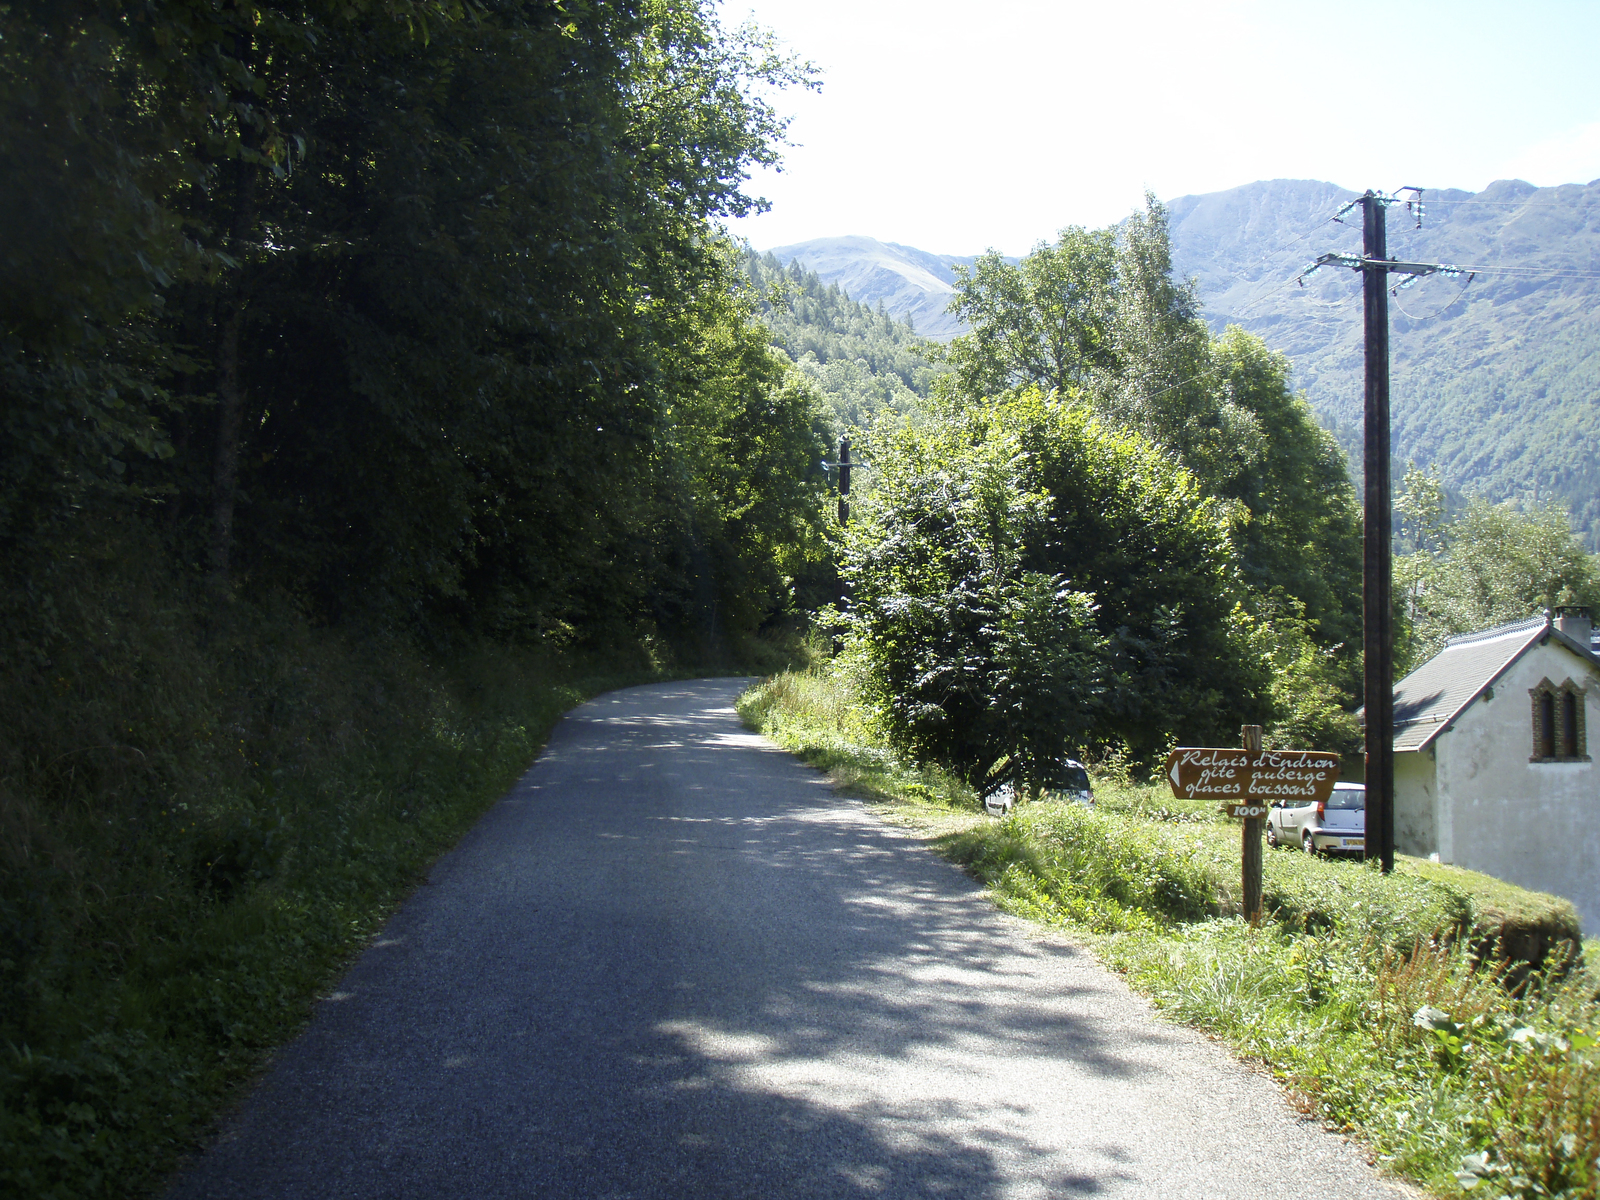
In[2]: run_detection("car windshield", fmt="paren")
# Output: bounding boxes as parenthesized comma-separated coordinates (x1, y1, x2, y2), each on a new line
(1327, 790, 1364, 810)
(1058, 767, 1090, 791)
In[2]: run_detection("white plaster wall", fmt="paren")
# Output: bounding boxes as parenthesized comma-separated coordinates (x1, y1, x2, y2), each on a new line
(1393, 750, 1436, 856)
(1433, 641, 1600, 930)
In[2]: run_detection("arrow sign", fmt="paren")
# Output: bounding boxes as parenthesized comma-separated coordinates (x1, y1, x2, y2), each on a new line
(1164, 747, 1340, 804)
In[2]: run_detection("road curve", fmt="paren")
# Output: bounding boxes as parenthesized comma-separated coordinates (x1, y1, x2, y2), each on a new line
(167, 679, 1407, 1199)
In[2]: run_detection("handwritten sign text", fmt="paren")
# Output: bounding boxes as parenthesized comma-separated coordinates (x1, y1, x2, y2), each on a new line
(1164, 747, 1341, 805)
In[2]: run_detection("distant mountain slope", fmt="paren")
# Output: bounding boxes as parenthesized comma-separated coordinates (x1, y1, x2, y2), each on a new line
(763, 236, 990, 339)
(740, 249, 941, 436)
(1167, 177, 1600, 543)
(762, 179, 1600, 545)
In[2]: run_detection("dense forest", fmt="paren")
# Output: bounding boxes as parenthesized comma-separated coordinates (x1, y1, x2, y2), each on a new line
(740, 248, 941, 435)
(2, 0, 831, 649)
(1, 2, 829, 1193)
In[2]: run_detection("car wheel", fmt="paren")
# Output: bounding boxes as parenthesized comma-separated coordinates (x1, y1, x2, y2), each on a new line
(1265, 822, 1279, 849)
(1302, 830, 1317, 856)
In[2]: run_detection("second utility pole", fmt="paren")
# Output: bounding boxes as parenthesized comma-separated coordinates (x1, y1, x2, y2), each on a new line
(837, 437, 852, 527)
(1361, 193, 1396, 875)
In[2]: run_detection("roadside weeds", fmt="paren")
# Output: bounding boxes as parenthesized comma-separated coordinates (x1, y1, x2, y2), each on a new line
(739, 666, 1600, 1200)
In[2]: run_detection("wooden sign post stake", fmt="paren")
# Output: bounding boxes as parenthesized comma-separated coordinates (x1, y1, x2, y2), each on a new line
(1163, 735, 1338, 930)
(1240, 725, 1264, 926)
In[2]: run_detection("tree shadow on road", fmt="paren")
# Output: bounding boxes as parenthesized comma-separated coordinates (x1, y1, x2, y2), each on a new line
(166, 681, 1187, 1199)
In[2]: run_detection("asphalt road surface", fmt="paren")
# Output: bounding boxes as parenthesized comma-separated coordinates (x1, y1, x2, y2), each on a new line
(167, 679, 1409, 1200)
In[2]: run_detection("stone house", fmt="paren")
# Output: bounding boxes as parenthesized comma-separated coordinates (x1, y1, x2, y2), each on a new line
(1384, 607, 1600, 929)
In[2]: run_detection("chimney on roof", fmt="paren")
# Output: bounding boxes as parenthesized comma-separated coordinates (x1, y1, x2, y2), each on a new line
(1554, 605, 1592, 648)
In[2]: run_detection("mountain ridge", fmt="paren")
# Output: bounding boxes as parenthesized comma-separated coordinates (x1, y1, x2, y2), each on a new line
(763, 236, 1000, 338)
(760, 178, 1600, 545)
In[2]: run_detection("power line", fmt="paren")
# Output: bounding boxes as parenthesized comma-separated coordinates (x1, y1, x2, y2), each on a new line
(1226, 275, 1306, 320)
(1391, 270, 1476, 321)
(1173, 196, 1361, 310)
(1220, 184, 1600, 315)
(1104, 185, 1595, 414)
(1445, 263, 1600, 280)
(1218, 211, 1343, 285)
(1305, 259, 1600, 284)
(1188, 187, 1598, 315)
(1405, 195, 1600, 207)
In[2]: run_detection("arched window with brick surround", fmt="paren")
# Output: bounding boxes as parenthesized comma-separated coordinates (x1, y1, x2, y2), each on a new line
(1530, 678, 1589, 761)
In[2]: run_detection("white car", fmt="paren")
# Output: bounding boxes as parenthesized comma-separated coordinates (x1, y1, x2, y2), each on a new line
(1265, 782, 1365, 855)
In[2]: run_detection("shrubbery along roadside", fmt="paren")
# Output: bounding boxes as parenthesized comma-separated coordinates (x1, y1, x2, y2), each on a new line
(740, 664, 1596, 1199)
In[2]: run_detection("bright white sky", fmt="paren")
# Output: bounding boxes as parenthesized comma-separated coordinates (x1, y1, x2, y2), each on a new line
(717, 0, 1600, 256)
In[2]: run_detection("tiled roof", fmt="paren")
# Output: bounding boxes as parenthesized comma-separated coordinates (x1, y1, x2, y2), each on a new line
(1387, 616, 1546, 751)
(1361, 614, 1598, 752)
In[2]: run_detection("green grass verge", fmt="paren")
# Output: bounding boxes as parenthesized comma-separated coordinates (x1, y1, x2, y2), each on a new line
(4, 650, 673, 1200)
(1, 535, 802, 1199)
(740, 666, 1600, 1199)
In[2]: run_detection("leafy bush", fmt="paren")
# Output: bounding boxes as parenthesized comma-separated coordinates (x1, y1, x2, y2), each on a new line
(1457, 1024, 1600, 1198)
(737, 665, 975, 810)
(939, 804, 1224, 930)
(846, 390, 1268, 789)
(1263, 852, 1475, 952)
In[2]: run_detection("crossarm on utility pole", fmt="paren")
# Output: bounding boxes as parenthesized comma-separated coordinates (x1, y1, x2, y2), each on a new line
(1376, 260, 1443, 276)
(1309, 252, 1443, 277)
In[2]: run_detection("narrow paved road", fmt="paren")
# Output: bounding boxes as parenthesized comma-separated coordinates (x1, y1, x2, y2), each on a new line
(168, 680, 1406, 1199)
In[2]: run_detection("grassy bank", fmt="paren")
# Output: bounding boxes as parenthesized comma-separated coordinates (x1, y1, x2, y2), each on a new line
(740, 666, 1598, 1198)
(0, 535, 792, 1199)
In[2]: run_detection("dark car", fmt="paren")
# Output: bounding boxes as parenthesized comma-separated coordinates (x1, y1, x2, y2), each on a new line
(983, 759, 1094, 816)
(1265, 782, 1365, 855)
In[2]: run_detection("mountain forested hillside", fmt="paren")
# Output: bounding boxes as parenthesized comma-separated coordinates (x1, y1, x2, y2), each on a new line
(762, 236, 995, 339)
(1166, 178, 1600, 545)
(742, 249, 942, 435)
(766, 179, 1600, 546)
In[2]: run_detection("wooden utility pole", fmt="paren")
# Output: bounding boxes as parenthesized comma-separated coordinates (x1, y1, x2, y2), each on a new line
(829, 436, 855, 655)
(1361, 193, 1397, 873)
(1305, 189, 1464, 873)
(1240, 725, 1264, 924)
(838, 437, 852, 527)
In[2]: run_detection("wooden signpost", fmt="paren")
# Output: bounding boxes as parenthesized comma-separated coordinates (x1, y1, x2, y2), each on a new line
(1164, 727, 1340, 924)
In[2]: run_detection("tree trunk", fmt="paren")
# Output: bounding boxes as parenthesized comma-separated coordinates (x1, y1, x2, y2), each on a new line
(208, 101, 259, 592)
(209, 301, 246, 587)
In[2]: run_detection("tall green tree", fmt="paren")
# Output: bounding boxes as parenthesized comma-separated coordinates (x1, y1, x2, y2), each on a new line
(1091, 195, 1217, 464)
(935, 197, 1362, 657)
(939, 226, 1116, 399)
(847, 389, 1267, 781)
(639, 249, 831, 647)
(1207, 327, 1363, 650)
